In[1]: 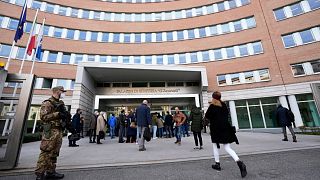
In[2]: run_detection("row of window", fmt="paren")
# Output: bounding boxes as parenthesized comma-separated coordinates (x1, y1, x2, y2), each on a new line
(3, 0, 251, 22)
(291, 59, 320, 77)
(274, 0, 320, 21)
(282, 26, 320, 48)
(97, 81, 199, 88)
(0, 15, 256, 43)
(217, 69, 270, 86)
(0, 41, 263, 65)
(99, 0, 174, 3)
(5, 78, 75, 90)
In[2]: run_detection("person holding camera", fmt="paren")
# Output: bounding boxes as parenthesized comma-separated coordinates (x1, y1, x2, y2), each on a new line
(35, 86, 69, 180)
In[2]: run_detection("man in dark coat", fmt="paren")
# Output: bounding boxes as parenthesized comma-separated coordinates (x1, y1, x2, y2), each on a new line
(69, 108, 81, 147)
(88, 111, 98, 143)
(205, 91, 247, 178)
(135, 100, 151, 151)
(164, 111, 173, 138)
(190, 105, 203, 149)
(276, 105, 297, 142)
(118, 110, 126, 143)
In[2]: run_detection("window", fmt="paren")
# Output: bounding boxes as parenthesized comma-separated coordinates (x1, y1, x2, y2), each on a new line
(47, 52, 57, 63)
(239, 44, 248, 56)
(8, 19, 18, 30)
(167, 32, 173, 41)
(82, 10, 90, 19)
(16, 47, 26, 59)
(71, 9, 78, 18)
(259, 69, 270, 81)
(66, 30, 75, 39)
(168, 55, 175, 64)
(32, 1, 41, 9)
(230, 73, 240, 85)
(132, 82, 148, 87)
(241, 0, 250, 5)
(111, 56, 118, 63)
(59, 6, 67, 16)
(167, 82, 184, 87)
(135, 14, 142, 22)
(311, 60, 320, 73)
(46, 4, 55, 13)
(123, 56, 130, 63)
(188, 30, 195, 39)
(79, 31, 86, 40)
(100, 56, 107, 63)
(156, 33, 162, 42)
(145, 56, 152, 64)
(71, 80, 75, 89)
(299, 30, 315, 44)
(113, 33, 120, 42)
(145, 34, 152, 42)
(291, 64, 305, 76)
(134, 57, 141, 64)
(54, 27, 63, 38)
(217, 2, 225, 11)
(186, 82, 199, 86)
(61, 54, 70, 64)
(43, 26, 50, 36)
(102, 33, 109, 42)
(217, 75, 227, 86)
(91, 32, 98, 41)
(179, 54, 186, 64)
(282, 34, 296, 47)
(202, 51, 210, 61)
(186, 9, 193, 18)
(150, 82, 165, 87)
(246, 17, 256, 29)
(124, 14, 131, 21)
(56, 79, 68, 89)
(135, 34, 141, 43)
(207, 5, 214, 14)
(307, 0, 320, 10)
(74, 54, 83, 64)
(244, 71, 254, 83)
(252, 42, 263, 54)
(196, 7, 203, 16)
(221, 23, 230, 33)
(177, 31, 184, 40)
(199, 28, 206, 37)
(113, 83, 129, 87)
(214, 49, 222, 60)
(24, 22, 32, 33)
(156, 56, 163, 64)
(290, 3, 303, 16)
(226, 47, 235, 58)
(229, 0, 237, 8)
(87, 55, 95, 62)
(42, 78, 53, 89)
(274, 8, 286, 21)
(190, 53, 197, 62)
(210, 26, 218, 36)
(234, 20, 242, 31)
(0, 16, 3, 26)
(94, 12, 101, 20)
(124, 34, 131, 43)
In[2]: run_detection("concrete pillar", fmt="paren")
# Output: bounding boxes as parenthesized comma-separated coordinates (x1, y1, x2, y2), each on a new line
(279, 96, 289, 109)
(229, 101, 239, 130)
(288, 95, 304, 127)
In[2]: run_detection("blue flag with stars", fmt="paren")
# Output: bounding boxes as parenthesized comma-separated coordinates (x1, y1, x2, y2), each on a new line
(14, 2, 27, 42)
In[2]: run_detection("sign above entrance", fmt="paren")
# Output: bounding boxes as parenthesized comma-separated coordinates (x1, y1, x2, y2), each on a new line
(97, 87, 199, 95)
(116, 88, 181, 94)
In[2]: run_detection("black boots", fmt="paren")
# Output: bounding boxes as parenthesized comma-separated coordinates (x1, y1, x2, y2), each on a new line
(36, 174, 44, 180)
(282, 138, 288, 141)
(212, 162, 221, 171)
(293, 136, 297, 142)
(46, 171, 64, 179)
(237, 161, 247, 178)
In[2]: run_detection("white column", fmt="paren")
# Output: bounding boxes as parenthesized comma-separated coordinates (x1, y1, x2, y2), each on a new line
(288, 95, 304, 127)
(229, 101, 239, 130)
(279, 96, 289, 109)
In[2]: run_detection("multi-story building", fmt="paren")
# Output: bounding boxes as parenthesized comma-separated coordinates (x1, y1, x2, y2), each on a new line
(0, 0, 319, 132)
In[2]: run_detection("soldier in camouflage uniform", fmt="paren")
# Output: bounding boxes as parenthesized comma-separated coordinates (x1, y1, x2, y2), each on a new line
(35, 86, 69, 180)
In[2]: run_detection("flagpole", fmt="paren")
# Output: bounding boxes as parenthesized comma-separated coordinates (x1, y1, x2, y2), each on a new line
(4, 41, 16, 71)
(30, 18, 45, 74)
(18, 8, 38, 74)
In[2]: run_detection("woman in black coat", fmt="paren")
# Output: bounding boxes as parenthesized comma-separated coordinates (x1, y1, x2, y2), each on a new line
(205, 91, 247, 178)
(190, 105, 203, 149)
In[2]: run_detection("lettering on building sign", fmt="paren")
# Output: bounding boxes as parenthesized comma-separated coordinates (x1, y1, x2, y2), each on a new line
(116, 88, 181, 94)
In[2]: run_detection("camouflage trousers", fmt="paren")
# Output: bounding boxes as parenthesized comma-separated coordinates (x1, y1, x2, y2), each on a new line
(35, 128, 63, 175)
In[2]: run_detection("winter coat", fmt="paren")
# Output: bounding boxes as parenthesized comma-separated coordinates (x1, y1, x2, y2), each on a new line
(96, 115, 106, 135)
(71, 113, 81, 132)
(190, 107, 203, 132)
(89, 114, 97, 130)
(118, 113, 126, 126)
(276, 106, 293, 127)
(156, 118, 164, 128)
(164, 114, 173, 126)
(135, 104, 151, 127)
(108, 116, 117, 128)
(205, 99, 238, 145)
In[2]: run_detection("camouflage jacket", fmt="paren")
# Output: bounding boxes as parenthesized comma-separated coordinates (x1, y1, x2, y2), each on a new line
(40, 96, 64, 127)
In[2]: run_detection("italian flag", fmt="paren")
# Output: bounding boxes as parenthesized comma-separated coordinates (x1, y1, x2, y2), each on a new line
(27, 27, 36, 56)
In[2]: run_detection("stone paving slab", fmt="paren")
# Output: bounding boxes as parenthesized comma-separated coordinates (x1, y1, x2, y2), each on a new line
(1, 132, 320, 173)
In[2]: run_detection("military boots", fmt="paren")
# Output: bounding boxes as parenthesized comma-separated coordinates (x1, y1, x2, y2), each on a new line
(46, 171, 64, 179)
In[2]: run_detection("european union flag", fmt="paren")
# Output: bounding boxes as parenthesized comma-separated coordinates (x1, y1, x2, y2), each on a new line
(14, 2, 27, 43)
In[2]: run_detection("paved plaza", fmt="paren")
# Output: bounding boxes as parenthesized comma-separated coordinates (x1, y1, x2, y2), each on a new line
(0, 131, 319, 179)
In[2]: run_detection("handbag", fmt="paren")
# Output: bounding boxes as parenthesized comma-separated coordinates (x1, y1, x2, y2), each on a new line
(143, 127, 151, 142)
(99, 131, 105, 139)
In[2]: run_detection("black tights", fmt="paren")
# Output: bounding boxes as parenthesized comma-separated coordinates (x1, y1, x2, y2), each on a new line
(193, 131, 203, 147)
